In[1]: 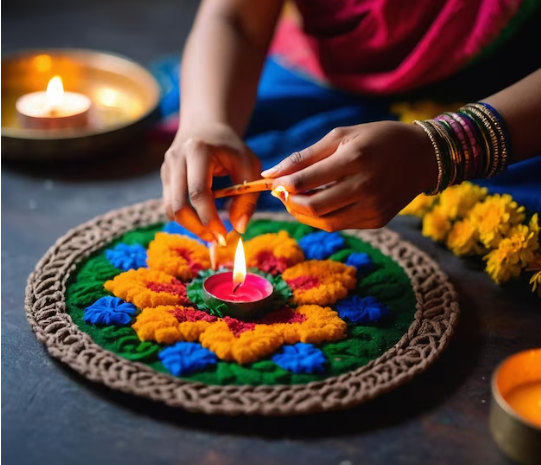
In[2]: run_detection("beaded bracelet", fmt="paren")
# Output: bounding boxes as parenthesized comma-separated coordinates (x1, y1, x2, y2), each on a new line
(414, 101, 512, 195)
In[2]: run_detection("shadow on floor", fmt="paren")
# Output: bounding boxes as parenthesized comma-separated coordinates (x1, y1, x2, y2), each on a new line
(2, 132, 172, 182)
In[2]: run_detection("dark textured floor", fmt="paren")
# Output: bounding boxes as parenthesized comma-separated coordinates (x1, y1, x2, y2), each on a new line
(3, 2, 541, 465)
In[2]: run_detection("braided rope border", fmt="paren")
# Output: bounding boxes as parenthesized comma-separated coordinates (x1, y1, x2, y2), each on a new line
(25, 200, 459, 416)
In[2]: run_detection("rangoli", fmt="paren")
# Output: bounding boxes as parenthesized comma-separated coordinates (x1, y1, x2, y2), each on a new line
(25, 200, 459, 415)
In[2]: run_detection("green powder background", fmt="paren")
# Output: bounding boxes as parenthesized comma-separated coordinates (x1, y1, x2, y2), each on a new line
(65, 220, 417, 385)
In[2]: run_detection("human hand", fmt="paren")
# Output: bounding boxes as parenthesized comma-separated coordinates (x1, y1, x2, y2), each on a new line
(262, 121, 437, 231)
(161, 122, 262, 242)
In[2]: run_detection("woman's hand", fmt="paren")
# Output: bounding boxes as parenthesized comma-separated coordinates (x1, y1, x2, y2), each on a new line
(161, 122, 261, 242)
(262, 121, 437, 231)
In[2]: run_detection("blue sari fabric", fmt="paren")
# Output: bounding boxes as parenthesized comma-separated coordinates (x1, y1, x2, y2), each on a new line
(150, 55, 541, 213)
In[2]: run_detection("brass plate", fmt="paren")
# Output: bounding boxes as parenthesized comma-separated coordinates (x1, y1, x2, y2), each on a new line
(2, 49, 161, 160)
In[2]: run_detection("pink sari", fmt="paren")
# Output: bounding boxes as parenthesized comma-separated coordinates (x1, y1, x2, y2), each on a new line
(270, 0, 523, 94)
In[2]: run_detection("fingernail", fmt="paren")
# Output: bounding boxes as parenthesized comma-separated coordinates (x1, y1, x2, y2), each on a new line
(217, 233, 227, 247)
(261, 167, 279, 178)
(235, 215, 250, 234)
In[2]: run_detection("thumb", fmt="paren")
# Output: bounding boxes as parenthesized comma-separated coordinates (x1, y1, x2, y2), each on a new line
(261, 127, 344, 178)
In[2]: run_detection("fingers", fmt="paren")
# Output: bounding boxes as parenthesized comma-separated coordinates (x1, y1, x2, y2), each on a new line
(185, 143, 227, 241)
(261, 127, 346, 178)
(285, 177, 360, 217)
(228, 152, 262, 234)
(286, 203, 385, 232)
(271, 151, 353, 194)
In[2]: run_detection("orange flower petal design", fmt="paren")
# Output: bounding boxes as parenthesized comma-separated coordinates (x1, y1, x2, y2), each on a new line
(282, 260, 356, 305)
(147, 232, 210, 281)
(104, 268, 191, 308)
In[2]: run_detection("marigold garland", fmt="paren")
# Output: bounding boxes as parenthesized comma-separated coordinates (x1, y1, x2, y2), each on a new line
(146, 232, 210, 281)
(400, 181, 540, 294)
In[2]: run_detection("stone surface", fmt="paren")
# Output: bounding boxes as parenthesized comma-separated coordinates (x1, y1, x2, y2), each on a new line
(3, 1, 541, 464)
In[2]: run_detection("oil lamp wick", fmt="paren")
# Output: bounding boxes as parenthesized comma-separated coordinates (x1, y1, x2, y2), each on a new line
(232, 282, 242, 294)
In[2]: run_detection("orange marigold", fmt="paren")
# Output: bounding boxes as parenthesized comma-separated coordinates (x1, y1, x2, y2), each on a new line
(146, 232, 210, 281)
(245, 231, 305, 274)
(104, 268, 191, 308)
(282, 260, 356, 305)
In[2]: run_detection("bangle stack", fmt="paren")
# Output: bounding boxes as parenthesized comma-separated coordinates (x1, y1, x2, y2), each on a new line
(413, 102, 511, 196)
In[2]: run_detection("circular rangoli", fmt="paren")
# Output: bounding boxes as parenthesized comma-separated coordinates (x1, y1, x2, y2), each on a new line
(25, 200, 459, 416)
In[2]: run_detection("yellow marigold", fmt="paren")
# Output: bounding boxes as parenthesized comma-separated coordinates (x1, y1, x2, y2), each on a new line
(483, 219, 538, 285)
(132, 306, 217, 344)
(245, 231, 305, 274)
(282, 260, 356, 305)
(438, 182, 488, 220)
(273, 305, 347, 345)
(399, 194, 435, 217)
(527, 252, 541, 296)
(391, 101, 462, 123)
(469, 194, 525, 248)
(446, 218, 481, 256)
(200, 322, 283, 365)
(422, 206, 452, 242)
(146, 232, 210, 281)
(104, 268, 191, 308)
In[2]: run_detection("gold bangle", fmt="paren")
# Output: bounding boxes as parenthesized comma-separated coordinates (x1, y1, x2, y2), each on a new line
(413, 120, 443, 195)
(467, 103, 508, 174)
(461, 105, 500, 178)
(426, 119, 460, 186)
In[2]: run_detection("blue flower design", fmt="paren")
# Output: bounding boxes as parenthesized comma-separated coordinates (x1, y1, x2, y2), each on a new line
(159, 342, 217, 376)
(272, 343, 326, 374)
(105, 243, 147, 271)
(346, 252, 374, 276)
(298, 231, 345, 260)
(163, 220, 233, 244)
(337, 295, 389, 324)
(84, 296, 136, 326)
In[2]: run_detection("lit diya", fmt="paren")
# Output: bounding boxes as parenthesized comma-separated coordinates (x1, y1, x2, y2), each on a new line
(16, 75, 91, 130)
(203, 238, 274, 319)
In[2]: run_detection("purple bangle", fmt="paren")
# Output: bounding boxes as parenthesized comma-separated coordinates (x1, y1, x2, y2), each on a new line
(437, 114, 472, 181)
(457, 111, 486, 178)
(448, 112, 480, 178)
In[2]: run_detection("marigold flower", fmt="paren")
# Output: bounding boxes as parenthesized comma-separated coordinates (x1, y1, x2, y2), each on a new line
(399, 194, 435, 217)
(526, 250, 541, 295)
(483, 219, 538, 285)
(244, 231, 304, 274)
(469, 194, 525, 248)
(146, 232, 210, 281)
(446, 218, 481, 256)
(282, 260, 356, 305)
(422, 206, 452, 242)
(438, 182, 487, 220)
(104, 268, 192, 308)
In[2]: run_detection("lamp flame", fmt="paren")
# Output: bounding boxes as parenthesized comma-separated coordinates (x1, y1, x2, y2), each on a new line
(233, 238, 246, 289)
(46, 76, 64, 110)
